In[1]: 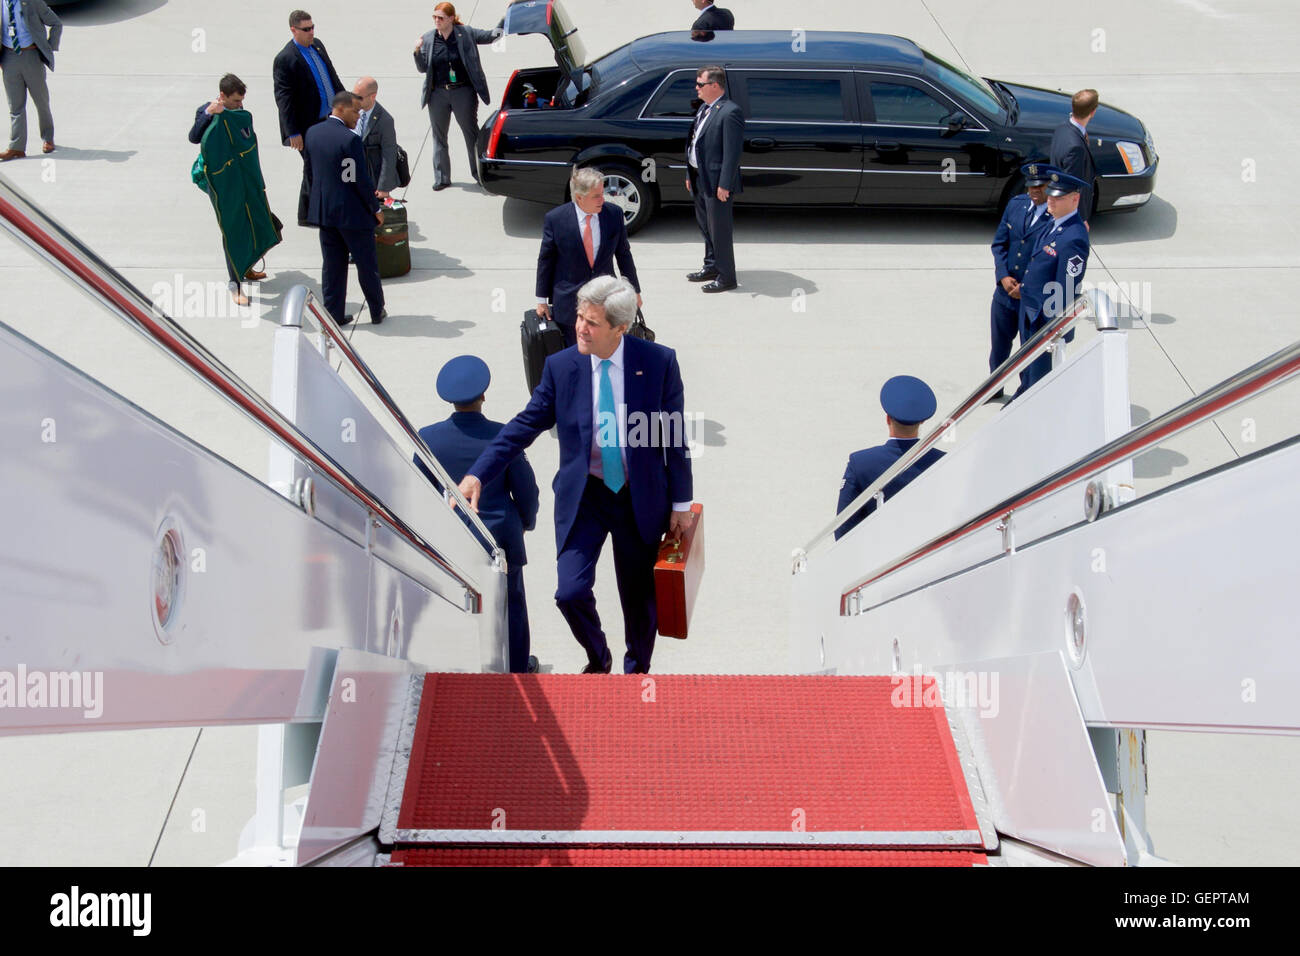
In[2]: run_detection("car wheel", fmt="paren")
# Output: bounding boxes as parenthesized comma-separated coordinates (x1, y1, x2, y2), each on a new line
(594, 163, 658, 234)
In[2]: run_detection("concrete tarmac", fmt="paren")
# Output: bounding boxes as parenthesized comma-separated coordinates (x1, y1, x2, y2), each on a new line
(0, 0, 1297, 866)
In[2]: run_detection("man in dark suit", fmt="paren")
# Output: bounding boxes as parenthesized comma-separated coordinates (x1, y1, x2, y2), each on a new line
(536, 166, 642, 348)
(1015, 169, 1090, 397)
(304, 91, 385, 327)
(352, 76, 399, 197)
(272, 9, 344, 225)
(685, 65, 744, 293)
(459, 276, 696, 674)
(1049, 88, 1098, 226)
(690, 0, 735, 39)
(0, 0, 62, 160)
(985, 162, 1054, 401)
(836, 376, 946, 541)
(418, 355, 541, 674)
(413, 3, 497, 189)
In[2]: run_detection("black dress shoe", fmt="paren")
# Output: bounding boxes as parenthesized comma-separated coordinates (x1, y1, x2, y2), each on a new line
(337, 314, 355, 327)
(372, 308, 387, 325)
(526, 655, 540, 674)
(581, 662, 611, 674)
(686, 269, 719, 282)
(982, 388, 1006, 405)
(702, 280, 737, 293)
(432, 182, 449, 191)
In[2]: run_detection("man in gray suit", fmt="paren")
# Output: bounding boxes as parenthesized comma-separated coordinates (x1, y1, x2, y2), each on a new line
(413, 3, 496, 189)
(352, 76, 399, 198)
(0, 0, 61, 161)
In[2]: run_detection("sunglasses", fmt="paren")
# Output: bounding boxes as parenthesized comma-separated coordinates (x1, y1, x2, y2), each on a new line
(295, 24, 315, 31)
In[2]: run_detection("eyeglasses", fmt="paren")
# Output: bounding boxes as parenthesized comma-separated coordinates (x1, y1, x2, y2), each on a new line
(695, 81, 711, 87)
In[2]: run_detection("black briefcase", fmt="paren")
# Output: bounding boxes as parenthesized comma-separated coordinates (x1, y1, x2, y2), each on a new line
(627, 308, 655, 342)
(521, 309, 565, 393)
(375, 201, 410, 279)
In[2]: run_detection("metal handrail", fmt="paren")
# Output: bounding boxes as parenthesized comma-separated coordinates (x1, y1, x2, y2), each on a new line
(838, 337, 1300, 613)
(802, 290, 1110, 553)
(281, 285, 499, 555)
(0, 174, 489, 610)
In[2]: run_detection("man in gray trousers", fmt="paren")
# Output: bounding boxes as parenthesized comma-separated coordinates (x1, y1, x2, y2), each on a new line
(0, 0, 61, 161)
(413, 3, 496, 189)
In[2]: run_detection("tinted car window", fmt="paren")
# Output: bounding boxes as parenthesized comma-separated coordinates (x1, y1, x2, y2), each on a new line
(869, 82, 951, 126)
(745, 76, 848, 121)
(645, 72, 700, 118)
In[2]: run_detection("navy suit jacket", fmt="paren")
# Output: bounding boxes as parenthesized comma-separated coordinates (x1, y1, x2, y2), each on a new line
(416, 412, 539, 567)
(1019, 213, 1089, 328)
(304, 116, 381, 230)
(692, 6, 735, 30)
(693, 96, 745, 195)
(272, 38, 344, 144)
(536, 203, 641, 328)
(836, 438, 945, 540)
(468, 338, 693, 551)
(1049, 121, 1097, 220)
(990, 192, 1053, 306)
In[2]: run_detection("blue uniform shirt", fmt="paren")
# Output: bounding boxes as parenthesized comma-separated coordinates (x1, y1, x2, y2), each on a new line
(1018, 211, 1090, 329)
(991, 192, 1053, 305)
(416, 412, 540, 566)
(835, 438, 945, 540)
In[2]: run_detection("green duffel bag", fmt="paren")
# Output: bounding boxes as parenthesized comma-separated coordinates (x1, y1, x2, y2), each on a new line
(375, 201, 410, 279)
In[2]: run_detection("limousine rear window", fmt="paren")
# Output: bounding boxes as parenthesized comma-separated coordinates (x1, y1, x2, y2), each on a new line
(922, 48, 1003, 120)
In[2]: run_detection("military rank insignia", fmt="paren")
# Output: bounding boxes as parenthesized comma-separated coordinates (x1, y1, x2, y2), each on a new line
(1067, 255, 1084, 277)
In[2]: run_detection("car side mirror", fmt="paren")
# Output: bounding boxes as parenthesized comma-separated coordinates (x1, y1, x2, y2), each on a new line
(942, 112, 968, 137)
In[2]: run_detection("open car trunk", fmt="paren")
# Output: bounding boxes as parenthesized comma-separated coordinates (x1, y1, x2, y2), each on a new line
(502, 0, 588, 102)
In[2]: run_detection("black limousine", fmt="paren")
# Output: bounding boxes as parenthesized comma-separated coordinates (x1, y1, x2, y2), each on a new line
(479, 0, 1157, 232)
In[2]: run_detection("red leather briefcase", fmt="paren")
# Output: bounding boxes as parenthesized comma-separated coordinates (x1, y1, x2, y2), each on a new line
(654, 503, 704, 639)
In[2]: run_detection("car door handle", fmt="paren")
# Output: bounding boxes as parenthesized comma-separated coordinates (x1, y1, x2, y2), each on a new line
(874, 140, 902, 150)
(748, 137, 776, 150)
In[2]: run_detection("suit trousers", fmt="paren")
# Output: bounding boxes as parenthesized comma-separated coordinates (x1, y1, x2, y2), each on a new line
(319, 225, 385, 323)
(428, 85, 479, 186)
(1, 47, 53, 151)
(688, 166, 714, 272)
(989, 292, 1019, 373)
(1014, 312, 1053, 397)
(506, 563, 532, 674)
(555, 476, 661, 674)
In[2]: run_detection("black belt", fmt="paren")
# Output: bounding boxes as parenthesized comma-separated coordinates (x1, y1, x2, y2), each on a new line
(438, 82, 468, 91)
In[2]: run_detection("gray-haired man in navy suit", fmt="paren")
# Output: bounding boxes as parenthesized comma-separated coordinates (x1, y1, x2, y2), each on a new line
(536, 166, 642, 348)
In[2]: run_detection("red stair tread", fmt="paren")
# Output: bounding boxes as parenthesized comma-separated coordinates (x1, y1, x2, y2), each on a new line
(398, 674, 979, 841)
(391, 847, 988, 867)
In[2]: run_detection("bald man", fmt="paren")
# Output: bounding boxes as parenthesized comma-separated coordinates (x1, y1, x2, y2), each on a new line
(353, 75, 399, 197)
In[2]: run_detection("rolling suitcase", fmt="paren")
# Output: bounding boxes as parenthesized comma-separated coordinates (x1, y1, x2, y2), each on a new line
(655, 503, 704, 639)
(520, 308, 565, 393)
(375, 200, 411, 278)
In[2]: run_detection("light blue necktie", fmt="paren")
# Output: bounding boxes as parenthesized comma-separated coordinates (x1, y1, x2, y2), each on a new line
(598, 359, 624, 493)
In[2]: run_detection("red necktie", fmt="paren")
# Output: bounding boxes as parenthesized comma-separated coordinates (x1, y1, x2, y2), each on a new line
(582, 214, 595, 267)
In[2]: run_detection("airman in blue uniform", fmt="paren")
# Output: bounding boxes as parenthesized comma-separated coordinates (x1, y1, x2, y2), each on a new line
(987, 163, 1054, 399)
(416, 356, 541, 673)
(1015, 169, 1090, 397)
(835, 375, 946, 540)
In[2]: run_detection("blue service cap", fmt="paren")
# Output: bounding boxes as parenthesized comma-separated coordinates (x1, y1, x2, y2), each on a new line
(1020, 162, 1059, 187)
(880, 375, 937, 426)
(436, 354, 491, 404)
(1044, 169, 1088, 196)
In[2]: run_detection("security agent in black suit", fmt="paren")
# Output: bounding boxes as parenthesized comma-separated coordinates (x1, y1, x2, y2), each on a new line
(537, 166, 642, 348)
(304, 92, 385, 328)
(417, 356, 541, 674)
(685, 65, 744, 292)
(690, 0, 734, 40)
(413, 2, 497, 189)
(272, 9, 344, 226)
(1049, 88, 1098, 225)
(836, 376, 946, 541)
(352, 76, 399, 197)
